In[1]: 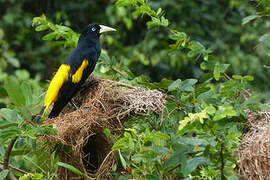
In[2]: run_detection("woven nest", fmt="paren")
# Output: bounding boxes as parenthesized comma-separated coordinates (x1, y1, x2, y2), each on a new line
(43, 77, 166, 179)
(238, 110, 270, 180)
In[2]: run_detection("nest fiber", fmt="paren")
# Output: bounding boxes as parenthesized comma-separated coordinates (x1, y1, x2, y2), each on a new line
(44, 77, 166, 179)
(238, 111, 270, 180)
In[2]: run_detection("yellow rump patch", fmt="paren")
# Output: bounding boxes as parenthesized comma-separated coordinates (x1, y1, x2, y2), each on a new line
(43, 64, 71, 114)
(72, 59, 89, 83)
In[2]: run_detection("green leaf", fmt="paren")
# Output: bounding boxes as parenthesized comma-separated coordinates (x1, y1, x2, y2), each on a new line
(168, 79, 181, 91)
(156, 8, 162, 16)
(21, 129, 37, 139)
(32, 14, 47, 27)
(4, 76, 25, 107)
(145, 174, 163, 180)
(259, 33, 270, 56)
(213, 64, 220, 81)
(42, 32, 56, 41)
(0, 122, 18, 130)
(0, 127, 21, 143)
(15, 69, 30, 81)
(35, 24, 49, 31)
(5, 51, 20, 68)
(227, 175, 239, 180)
(242, 15, 259, 25)
(133, 4, 156, 17)
(152, 131, 170, 146)
(160, 16, 169, 27)
(112, 132, 133, 151)
(0, 170, 9, 179)
(0, 108, 16, 121)
(213, 106, 236, 121)
(181, 157, 209, 176)
(179, 79, 198, 92)
(11, 147, 31, 156)
(178, 110, 208, 131)
(232, 75, 242, 80)
(39, 125, 57, 135)
(180, 137, 209, 146)
(168, 79, 197, 92)
(221, 80, 245, 99)
(164, 151, 187, 169)
(118, 150, 127, 170)
(21, 82, 33, 106)
(170, 31, 188, 41)
(147, 17, 161, 28)
(31, 173, 44, 180)
(204, 105, 216, 115)
(99, 65, 110, 73)
(219, 64, 230, 72)
(152, 78, 174, 90)
(57, 162, 90, 178)
(19, 173, 44, 180)
(243, 75, 254, 81)
(131, 153, 143, 163)
(188, 41, 206, 58)
(200, 56, 218, 70)
(153, 131, 170, 140)
(116, 0, 137, 7)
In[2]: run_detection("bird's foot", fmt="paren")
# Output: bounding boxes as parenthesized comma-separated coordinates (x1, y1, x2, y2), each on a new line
(70, 99, 79, 110)
(69, 100, 90, 111)
(81, 106, 90, 110)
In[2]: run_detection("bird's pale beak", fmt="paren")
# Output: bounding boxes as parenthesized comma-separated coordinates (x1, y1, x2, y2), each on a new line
(99, 25, 116, 33)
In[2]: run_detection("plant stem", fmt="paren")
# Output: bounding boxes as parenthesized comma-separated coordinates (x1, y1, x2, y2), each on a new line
(0, 162, 28, 174)
(4, 137, 18, 180)
(220, 141, 225, 180)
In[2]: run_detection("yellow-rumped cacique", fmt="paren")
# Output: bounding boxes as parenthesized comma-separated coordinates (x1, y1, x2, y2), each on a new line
(36, 24, 116, 123)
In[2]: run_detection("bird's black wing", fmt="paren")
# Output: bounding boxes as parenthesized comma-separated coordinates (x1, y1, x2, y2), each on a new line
(48, 47, 99, 118)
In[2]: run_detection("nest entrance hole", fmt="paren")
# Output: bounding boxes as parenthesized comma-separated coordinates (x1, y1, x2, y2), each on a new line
(82, 132, 111, 173)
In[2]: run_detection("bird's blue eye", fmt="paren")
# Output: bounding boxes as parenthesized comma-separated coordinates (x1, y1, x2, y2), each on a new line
(91, 27, 96, 31)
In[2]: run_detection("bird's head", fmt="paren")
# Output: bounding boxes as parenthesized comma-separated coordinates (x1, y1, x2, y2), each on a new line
(80, 24, 116, 41)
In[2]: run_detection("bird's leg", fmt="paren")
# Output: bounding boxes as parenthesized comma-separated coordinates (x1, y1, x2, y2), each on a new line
(71, 79, 98, 111)
(70, 99, 90, 111)
(70, 99, 79, 110)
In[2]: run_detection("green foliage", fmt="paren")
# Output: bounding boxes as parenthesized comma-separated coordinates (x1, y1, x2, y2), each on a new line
(19, 173, 43, 180)
(109, 0, 263, 179)
(0, 69, 57, 179)
(57, 162, 92, 179)
(242, 15, 260, 25)
(0, 169, 9, 179)
(32, 14, 79, 48)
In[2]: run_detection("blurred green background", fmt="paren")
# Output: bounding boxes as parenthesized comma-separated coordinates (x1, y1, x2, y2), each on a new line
(0, 0, 269, 103)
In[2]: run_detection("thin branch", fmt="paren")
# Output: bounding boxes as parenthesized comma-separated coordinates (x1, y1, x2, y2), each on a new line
(223, 72, 231, 80)
(166, 95, 183, 106)
(220, 141, 225, 180)
(4, 137, 18, 169)
(3, 137, 18, 180)
(0, 162, 28, 174)
(168, 162, 181, 172)
(167, 162, 181, 180)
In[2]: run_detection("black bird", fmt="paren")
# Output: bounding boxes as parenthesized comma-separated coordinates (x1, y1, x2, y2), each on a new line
(36, 24, 116, 123)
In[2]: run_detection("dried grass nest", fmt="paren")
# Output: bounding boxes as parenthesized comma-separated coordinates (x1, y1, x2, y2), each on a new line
(238, 110, 270, 180)
(43, 77, 166, 179)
